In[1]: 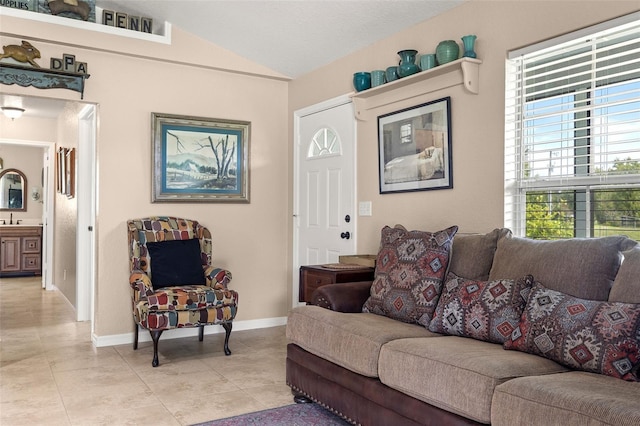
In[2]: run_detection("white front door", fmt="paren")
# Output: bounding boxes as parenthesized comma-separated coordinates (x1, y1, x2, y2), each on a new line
(293, 96, 357, 305)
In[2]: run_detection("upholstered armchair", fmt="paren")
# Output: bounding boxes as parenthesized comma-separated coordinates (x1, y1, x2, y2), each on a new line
(127, 216, 238, 367)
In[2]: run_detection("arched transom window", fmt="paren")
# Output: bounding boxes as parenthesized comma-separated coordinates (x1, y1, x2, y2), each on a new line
(307, 127, 341, 158)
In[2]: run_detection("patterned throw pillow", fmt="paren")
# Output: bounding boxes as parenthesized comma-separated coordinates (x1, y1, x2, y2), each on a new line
(362, 225, 458, 326)
(428, 273, 533, 343)
(505, 282, 640, 382)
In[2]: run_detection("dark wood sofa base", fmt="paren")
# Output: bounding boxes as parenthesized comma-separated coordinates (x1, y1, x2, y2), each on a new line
(286, 343, 480, 426)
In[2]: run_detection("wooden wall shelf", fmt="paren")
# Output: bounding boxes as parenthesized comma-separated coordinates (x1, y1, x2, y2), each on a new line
(351, 57, 482, 121)
(0, 63, 90, 99)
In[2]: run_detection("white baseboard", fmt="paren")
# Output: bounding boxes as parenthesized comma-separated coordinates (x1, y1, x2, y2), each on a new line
(91, 316, 288, 347)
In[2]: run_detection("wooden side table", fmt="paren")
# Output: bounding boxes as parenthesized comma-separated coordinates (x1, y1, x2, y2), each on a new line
(299, 264, 375, 303)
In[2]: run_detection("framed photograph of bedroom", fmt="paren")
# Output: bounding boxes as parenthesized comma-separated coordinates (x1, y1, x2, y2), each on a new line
(378, 97, 452, 194)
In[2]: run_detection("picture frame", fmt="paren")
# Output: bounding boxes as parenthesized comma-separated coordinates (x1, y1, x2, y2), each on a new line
(152, 113, 250, 203)
(378, 97, 452, 194)
(65, 148, 75, 199)
(57, 147, 65, 194)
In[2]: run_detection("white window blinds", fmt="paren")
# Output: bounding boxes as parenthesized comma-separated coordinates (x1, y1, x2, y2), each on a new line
(505, 13, 640, 239)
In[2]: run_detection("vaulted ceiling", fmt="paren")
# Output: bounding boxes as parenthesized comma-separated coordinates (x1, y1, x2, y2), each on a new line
(95, 0, 465, 79)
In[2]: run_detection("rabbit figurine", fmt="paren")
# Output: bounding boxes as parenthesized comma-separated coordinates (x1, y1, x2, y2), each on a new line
(0, 41, 41, 68)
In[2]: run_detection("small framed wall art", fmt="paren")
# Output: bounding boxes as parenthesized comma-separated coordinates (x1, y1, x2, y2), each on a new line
(151, 113, 251, 203)
(378, 97, 452, 194)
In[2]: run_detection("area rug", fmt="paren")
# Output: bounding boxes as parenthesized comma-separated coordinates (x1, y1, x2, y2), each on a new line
(192, 403, 351, 426)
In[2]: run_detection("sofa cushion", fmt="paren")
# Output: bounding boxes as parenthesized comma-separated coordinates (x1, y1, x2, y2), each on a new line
(610, 247, 640, 303)
(449, 228, 512, 280)
(488, 234, 637, 301)
(378, 336, 567, 423)
(286, 306, 436, 377)
(505, 282, 640, 381)
(428, 273, 533, 344)
(362, 225, 458, 326)
(491, 371, 640, 426)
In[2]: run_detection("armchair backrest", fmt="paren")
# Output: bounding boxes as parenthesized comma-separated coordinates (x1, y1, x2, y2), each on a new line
(127, 216, 212, 277)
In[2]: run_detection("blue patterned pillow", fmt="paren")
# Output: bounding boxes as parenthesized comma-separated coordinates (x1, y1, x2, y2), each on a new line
(362, 225, 458, 325)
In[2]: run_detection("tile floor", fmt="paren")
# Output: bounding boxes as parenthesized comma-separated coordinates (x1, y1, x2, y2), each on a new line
(0, 276, 293, 425)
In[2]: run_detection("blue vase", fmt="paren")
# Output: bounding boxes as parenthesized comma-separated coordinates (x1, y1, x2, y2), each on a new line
(461, 35, 477, 58)
(353, 72, 371, 92)
(397, 49, 419, 78)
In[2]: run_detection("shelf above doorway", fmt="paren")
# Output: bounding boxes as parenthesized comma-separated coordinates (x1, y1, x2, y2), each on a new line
(0, 63, 90, 99)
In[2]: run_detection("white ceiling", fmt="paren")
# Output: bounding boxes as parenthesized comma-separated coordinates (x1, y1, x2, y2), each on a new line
(95, 0, 465, 78)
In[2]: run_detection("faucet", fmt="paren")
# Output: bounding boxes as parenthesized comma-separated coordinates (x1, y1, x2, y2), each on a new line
(9, 213, 12, 225)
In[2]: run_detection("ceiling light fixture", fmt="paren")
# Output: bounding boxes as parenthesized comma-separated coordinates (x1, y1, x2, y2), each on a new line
(2, 107, 25, 120)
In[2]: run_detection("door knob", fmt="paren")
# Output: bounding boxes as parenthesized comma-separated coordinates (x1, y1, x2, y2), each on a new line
(341, 232, 351, 239)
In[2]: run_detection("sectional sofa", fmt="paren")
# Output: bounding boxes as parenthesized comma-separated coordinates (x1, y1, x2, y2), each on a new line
(286, 227, 640, 425)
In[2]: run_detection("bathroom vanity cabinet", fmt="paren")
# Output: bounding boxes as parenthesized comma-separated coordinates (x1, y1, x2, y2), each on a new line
(0, 226, 42, 277)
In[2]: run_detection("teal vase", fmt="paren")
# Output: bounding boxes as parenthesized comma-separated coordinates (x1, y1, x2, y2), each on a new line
(461, 35, 477, 58)
(435, 40, 459, 65)
(353, 72, 371, 92)
(397, 49, 419, 78)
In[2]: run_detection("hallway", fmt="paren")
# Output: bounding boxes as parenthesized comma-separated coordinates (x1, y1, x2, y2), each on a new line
(0, 277, 291, 425)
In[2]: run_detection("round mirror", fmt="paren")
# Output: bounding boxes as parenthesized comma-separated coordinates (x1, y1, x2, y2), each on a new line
(0, 168, 27, 211)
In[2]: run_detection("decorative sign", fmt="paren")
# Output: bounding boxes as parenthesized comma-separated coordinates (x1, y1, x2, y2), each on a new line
(50, 53, 88, 75)
(0, 0, 38, 12)
(102, 9, 152, 33)
(1, 0, 95, 21)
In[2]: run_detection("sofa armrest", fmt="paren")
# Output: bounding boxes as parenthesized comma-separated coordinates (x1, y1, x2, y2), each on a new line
(310, 281, 373, 313)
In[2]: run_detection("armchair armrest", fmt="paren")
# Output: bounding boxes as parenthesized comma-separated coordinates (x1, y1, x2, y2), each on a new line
(205, 266, 233, 289)
(310, 281, 373, 313)
(129, 270, 153, 302)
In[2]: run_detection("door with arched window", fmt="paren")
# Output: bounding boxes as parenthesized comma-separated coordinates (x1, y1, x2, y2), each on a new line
(294, 99, 356, 304)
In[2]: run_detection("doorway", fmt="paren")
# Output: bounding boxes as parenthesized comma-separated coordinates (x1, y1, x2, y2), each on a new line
(0, 95, 97, 325)
(293, 94, 357, 306)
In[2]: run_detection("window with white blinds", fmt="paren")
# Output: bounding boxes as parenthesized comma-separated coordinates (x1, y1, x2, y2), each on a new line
(505, 13, 640, 239)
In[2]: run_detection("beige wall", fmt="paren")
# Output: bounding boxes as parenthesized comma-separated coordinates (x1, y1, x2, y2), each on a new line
(53, 106, 81, 304)
(288, 0, 640, 254)
(1, 14, 290, 339)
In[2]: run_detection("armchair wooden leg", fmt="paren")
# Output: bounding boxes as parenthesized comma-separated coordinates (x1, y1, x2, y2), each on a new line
(199, 325, 204, 342)
(150, 330, 163, 367)
(222, 322, 232, 356)
(133, 321, 139, 350)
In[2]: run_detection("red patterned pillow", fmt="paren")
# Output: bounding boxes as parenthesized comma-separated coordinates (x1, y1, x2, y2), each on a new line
(428, 273, 534, 343)
(362, 225, 458, 325)
(505, 282, 640, 382)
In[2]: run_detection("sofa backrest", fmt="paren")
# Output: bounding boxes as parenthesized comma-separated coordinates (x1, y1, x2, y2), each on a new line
(609, 246, 640, 303)
(448, 228, 511, 280)
(488, 234, 638, 301)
